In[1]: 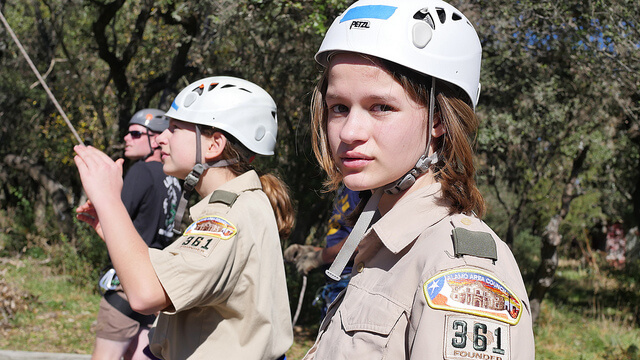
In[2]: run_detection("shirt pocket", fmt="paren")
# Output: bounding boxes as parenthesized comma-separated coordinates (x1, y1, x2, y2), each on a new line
(336, 286, 407, 359)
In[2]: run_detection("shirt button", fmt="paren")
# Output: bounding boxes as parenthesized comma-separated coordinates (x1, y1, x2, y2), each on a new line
(356, 262, 365, 273)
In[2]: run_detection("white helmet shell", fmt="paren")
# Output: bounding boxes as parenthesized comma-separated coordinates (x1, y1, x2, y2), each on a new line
(316, 0, 482, 108)
(165, 76, 278, 155)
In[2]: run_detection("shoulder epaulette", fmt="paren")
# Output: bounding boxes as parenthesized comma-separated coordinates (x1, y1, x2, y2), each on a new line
(209, 190, 238, 207)
(452, 227, 498, 261)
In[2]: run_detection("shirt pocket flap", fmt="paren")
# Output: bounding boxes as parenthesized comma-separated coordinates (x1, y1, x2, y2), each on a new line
(339, 286, 405, 335)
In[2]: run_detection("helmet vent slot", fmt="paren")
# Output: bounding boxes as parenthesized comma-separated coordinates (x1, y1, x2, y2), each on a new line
(221, 84, 236, 89)
(413, 9, 427, 20)
(193, 84, 204, 95)
(436, 8, 446, 24)
(413, 9, 435, 30)
(239, 88, 252, 93)
(271, 111, 277, 120)
(452, 12, 462, 21)
(208, 83, 219, 91)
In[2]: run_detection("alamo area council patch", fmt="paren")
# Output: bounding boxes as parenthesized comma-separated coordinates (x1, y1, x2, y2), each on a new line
(423, 268, 523, 325)
(183, 216, 237, 239)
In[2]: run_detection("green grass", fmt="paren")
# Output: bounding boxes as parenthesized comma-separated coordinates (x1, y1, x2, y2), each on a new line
(533, 259, 640, 359)
(1, 257, 639, 359)
(0, 258, 100, 354)
(535, 302, 640, 359)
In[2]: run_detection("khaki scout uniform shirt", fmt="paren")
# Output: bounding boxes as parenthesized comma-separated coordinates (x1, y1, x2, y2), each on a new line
(304, 183, 535, 360)
(148, 171, 293, 360)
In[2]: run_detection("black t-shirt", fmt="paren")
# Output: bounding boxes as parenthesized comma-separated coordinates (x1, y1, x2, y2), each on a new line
(121, 160, 181, 249)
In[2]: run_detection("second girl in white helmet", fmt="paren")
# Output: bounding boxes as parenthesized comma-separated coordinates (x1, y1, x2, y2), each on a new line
(74, 76, 294, 360)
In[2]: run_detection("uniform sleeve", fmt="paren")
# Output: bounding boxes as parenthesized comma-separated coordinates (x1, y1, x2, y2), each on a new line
(406, 214, 536, 359)
(149, 211, 248, 312)
(409, 266, 535, 360)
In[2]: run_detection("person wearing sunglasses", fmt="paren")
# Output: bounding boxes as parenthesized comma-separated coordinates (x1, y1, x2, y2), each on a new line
(86, 109, 182, 360)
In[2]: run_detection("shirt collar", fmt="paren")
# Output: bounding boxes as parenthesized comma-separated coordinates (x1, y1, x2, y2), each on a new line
(370, 182, 451, 254)
(189, 170, 262, 218)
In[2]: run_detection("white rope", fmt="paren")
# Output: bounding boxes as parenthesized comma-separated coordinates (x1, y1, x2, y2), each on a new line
(292, 275, 307, 327)
(0, 10, 84, 145)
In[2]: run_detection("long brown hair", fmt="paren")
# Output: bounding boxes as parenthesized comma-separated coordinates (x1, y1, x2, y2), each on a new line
(202, 126, 295, 238)
(311, 54, 485, 217)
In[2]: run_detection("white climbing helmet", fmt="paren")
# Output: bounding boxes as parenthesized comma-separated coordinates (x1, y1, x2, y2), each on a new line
(165, 76, 278, 155)
(316, 0, 482, 108)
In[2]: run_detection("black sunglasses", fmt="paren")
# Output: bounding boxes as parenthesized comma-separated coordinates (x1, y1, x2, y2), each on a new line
(127, 130, 150, 139)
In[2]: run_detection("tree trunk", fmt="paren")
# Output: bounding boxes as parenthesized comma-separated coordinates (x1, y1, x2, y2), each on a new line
(91, 0, 152, 132)
(529, 214, 562, 322)
(529, 145, 589, 322)
(505, 210, 517, 248)
(505, 196, 529, 248)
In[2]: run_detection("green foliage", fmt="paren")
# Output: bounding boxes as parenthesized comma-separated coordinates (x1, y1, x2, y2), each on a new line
(560, 191, 606, 255)
(513, 229, 542, 283)
(0, 184, 45, 255)
(49, 223, 109, 290)
(474, 0, 639, 252)
(0, 0, 353, 288)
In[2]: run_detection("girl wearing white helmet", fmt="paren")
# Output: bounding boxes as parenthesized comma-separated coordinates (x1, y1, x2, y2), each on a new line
(74, 76, 294, 360)
(304, 0, 534, 359)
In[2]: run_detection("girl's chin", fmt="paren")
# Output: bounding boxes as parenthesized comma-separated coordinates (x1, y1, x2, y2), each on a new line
(161, 165, 185, 180)
(342, 176, 384, 192)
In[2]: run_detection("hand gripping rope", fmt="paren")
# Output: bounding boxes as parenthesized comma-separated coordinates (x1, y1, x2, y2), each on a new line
(0, 10, 84, 145)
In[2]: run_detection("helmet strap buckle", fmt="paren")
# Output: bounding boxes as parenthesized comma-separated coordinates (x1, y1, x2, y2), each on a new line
(183, 163, 205, 192)
(384, 152, 438, 195)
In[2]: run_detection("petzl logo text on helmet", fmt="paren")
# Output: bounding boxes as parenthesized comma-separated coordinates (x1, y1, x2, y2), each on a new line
(350, 20, 370, 29)
(340, 5, 397, 23)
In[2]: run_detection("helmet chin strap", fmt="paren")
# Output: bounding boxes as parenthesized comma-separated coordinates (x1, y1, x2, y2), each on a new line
(141, 130, 167, 161)
(142, 130, 156, 161)
(172, 125, 238, 235)
(326, 78, 439, 279)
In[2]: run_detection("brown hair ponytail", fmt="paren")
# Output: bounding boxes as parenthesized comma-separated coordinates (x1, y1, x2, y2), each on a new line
(258, 173, 295, 239)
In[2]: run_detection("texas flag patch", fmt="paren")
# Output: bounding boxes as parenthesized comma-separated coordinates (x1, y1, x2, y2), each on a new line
(423, 269, 523, 325)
